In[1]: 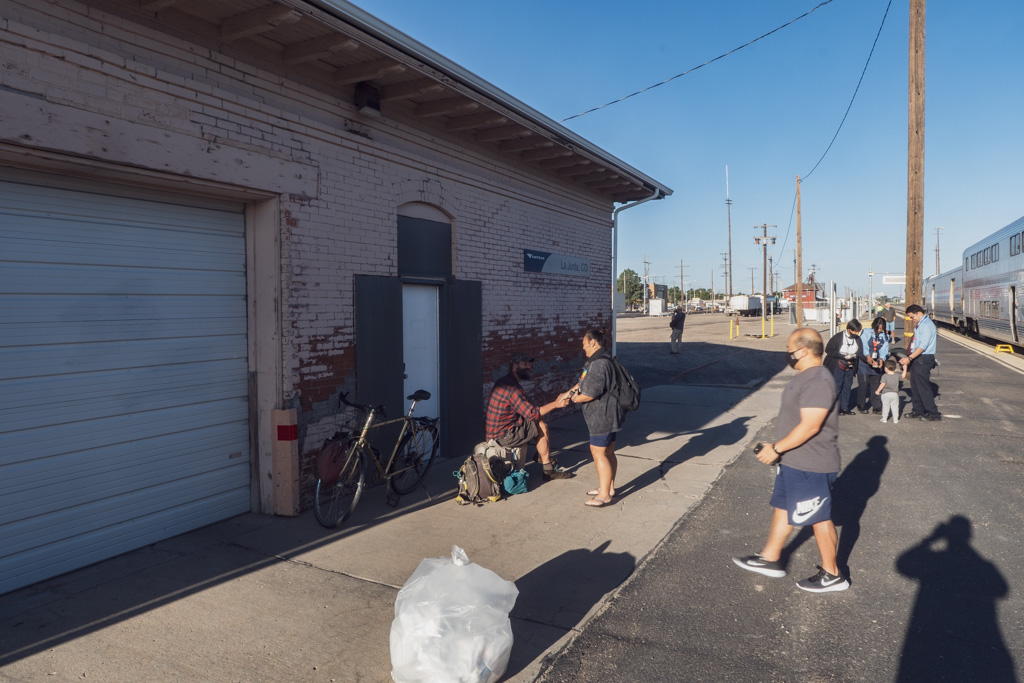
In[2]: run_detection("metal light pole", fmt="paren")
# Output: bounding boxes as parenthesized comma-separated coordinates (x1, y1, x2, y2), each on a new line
(868, 268, 874, 313)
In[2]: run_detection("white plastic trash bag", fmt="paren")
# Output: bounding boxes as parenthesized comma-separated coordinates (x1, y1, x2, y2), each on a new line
(390, 545, 519, 683)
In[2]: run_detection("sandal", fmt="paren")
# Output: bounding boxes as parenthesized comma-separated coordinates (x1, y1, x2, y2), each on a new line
(585, 497, 612, 508)
(587, 489, 615, 497)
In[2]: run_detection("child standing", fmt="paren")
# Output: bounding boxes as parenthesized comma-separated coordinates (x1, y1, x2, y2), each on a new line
(876, 358, 906, 423)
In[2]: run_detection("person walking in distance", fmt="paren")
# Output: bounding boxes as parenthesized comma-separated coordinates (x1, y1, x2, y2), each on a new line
(900, 304, 941, 421)
(669, 305, 686, 354)
(732, 328, 849, 592)
(881, 302, 897, 341)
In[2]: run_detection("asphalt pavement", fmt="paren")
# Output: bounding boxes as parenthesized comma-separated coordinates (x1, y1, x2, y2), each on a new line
(540, 324, 1024, 682)
(2, 317, 1020, 682)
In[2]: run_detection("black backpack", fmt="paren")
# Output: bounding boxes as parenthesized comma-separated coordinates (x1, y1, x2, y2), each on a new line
(601, 356, 641, 412)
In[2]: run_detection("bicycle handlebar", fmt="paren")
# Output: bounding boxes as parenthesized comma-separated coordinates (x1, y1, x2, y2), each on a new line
(338, 392, 386, 419)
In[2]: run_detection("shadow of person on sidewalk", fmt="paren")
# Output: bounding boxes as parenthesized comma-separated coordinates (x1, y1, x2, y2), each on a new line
(505, 541, 635, 679)
(609, 416, 753, 503)
(896, 516, 1016, 682)
(780, 435, 890, 579)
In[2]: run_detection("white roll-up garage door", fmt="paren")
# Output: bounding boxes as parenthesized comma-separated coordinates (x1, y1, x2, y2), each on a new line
(0, 176, 250, 594)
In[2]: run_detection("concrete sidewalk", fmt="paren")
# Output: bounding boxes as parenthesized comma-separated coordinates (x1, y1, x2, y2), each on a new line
(0, 379, 788, 682)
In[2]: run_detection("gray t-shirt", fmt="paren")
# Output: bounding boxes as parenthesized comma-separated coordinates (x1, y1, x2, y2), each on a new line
(879, 372, 901, 393)
(579, 351, 623, 436)
(775, 364, 840, 474)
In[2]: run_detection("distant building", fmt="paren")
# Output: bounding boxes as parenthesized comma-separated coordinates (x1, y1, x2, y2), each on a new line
(648, 283, 668, 301)
(783, 281, 826, 308)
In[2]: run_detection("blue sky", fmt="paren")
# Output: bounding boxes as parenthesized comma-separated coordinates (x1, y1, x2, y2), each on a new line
(352, 0, 1024, 299)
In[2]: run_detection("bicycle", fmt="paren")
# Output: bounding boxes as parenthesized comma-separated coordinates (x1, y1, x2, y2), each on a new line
(313, 389, 440, 528)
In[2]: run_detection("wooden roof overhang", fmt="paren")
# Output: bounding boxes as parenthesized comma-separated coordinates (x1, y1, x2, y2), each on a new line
(99, 0, 672, 204)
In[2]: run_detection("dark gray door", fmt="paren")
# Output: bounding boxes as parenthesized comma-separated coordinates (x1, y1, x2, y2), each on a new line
(354, 275, 404, 421)
(443, 280, 482, 459)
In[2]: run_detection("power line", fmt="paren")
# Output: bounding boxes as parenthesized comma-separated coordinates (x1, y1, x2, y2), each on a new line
(801, 0, 894, 181)
(559, 0, 839, 123)
(775, 0, 893, 263)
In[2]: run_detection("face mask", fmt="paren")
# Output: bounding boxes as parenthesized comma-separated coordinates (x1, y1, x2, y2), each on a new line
(788, 352, 800, 369)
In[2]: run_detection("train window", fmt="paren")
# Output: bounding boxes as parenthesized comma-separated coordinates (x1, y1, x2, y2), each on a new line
(994, 243, 999, 261)
(971, 254, 976, 268)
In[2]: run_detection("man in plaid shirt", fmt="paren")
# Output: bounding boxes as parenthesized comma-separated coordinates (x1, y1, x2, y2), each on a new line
(485, 353, 573, 481)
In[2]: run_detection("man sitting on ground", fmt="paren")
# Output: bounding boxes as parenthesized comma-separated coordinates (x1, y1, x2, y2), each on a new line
(485, 353, 573, 481)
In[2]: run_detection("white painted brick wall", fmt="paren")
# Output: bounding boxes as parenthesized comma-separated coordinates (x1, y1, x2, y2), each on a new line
(1, 0, 625, 499)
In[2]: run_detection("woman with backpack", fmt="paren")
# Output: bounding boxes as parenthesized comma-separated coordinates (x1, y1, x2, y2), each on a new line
(560, 328, 625, 508)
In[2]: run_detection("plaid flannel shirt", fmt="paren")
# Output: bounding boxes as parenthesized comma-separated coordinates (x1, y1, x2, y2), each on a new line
(484, 374, 540, 441)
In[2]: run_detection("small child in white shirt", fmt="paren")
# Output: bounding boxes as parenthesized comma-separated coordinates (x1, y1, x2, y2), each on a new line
(875, 358, 906, 423)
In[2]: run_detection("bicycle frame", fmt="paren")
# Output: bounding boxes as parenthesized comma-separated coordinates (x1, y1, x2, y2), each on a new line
(342, 398, 430, 482)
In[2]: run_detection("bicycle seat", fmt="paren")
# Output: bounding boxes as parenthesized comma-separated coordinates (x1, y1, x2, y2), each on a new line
(407, 390, 431, 402)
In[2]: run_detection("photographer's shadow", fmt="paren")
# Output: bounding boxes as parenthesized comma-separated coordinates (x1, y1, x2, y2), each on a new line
(896, 516, 1016, 682)
(781, 435, 890, 579)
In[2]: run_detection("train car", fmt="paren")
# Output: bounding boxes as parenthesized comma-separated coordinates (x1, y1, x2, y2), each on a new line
(961, 215, 1024, 344)
(925, 266, 964, 330)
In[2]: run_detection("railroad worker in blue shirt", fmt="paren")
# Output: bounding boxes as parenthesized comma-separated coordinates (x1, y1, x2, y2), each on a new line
(900, 304, 940, 421)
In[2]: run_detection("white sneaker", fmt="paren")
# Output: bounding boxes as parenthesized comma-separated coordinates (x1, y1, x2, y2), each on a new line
(893, 419, 899, 424)
(880, 418, 887, 423)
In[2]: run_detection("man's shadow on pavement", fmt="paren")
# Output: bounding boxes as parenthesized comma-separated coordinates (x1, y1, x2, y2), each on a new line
(896, 515, 1016, 682)
(780, 435, 890, 579)
(612, 416, 752, 502)
(505, 541, 635, 679)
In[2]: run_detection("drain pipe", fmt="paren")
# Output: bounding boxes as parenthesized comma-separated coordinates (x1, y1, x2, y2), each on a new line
(611, 188, 664, 356)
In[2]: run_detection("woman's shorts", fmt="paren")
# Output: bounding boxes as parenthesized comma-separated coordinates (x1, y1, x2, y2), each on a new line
(770, 464, 838, 527)
(589, 432, 617, 448)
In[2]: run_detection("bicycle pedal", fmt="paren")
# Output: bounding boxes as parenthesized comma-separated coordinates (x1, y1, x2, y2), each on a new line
(385, 489, 401, 508)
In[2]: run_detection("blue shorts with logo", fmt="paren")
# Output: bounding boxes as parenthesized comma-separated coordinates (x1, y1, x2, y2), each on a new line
(770, 464, 837, 527)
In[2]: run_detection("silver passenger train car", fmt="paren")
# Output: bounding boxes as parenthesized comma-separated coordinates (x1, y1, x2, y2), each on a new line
(925, 215, 1024, 344)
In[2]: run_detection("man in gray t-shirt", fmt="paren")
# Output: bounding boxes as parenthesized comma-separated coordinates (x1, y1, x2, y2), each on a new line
(732, 328, 849, 593)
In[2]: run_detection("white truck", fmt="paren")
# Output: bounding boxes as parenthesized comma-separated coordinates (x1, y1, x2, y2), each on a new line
(726, 295, 762, 317)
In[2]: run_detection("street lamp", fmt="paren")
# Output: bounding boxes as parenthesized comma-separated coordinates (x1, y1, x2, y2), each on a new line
(868, 268, 874, 313)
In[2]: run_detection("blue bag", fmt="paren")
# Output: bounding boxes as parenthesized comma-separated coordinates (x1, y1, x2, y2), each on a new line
(503, 469, 529, 496)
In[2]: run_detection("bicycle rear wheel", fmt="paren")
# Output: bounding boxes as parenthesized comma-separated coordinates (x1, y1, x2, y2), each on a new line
(314, 448, 365, 528)
(388, 422, 439, 495)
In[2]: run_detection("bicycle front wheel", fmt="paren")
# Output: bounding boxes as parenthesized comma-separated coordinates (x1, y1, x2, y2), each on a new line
(388, 422, 439, 495)
(314, 449, 365, 528)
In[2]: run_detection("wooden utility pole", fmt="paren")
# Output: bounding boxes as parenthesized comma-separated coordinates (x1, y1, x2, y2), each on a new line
(796, 176, 803, 322)
(905, 0, 926, 346)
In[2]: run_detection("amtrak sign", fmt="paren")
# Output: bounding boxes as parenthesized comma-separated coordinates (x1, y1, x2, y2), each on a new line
(523, 250, 591, 277)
